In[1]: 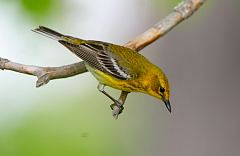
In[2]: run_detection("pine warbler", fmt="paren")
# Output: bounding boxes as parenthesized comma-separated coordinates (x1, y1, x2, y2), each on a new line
(33, 26, 171, 113)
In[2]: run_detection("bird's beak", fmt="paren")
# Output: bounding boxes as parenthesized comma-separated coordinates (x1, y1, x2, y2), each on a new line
(163, 99, 171, 113)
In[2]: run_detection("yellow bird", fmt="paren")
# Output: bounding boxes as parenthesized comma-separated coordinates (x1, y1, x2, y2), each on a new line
(33, 26, 171, 114)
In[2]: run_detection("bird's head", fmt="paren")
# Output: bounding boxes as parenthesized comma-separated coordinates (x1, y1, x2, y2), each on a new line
(144, 67, 171, 113)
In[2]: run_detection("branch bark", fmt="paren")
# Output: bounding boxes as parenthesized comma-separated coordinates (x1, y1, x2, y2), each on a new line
(0, 0, 206, 117)
(125, 0, 206, 51)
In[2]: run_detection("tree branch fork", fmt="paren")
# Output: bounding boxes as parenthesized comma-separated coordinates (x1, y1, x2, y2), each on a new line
(0, 0, 206, 118)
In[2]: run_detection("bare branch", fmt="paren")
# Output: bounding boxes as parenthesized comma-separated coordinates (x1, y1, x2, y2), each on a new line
(0, 58, 87, 87)
(0, 0, 206, 87)
(125, 0, 206, 51)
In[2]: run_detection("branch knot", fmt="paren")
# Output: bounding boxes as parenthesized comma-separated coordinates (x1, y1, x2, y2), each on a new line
(174, 0, 194, 19)
(0, 58, 9, 70)
(36, 73, 50, 88)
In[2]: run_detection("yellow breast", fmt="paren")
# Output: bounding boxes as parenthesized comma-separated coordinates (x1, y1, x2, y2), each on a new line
(85, 63, 143, 92)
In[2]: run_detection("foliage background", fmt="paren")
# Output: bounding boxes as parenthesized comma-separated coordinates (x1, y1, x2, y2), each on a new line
(0, 0, 239, 156)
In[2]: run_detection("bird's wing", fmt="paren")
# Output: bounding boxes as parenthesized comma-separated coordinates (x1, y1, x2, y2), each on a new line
(59, 40, 133, 80)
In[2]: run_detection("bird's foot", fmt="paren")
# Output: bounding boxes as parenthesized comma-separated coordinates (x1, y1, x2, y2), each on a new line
(110, 100, 124, 119)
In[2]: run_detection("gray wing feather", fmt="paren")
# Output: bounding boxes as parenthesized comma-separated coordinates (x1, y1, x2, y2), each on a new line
(59, 41, 132, 80)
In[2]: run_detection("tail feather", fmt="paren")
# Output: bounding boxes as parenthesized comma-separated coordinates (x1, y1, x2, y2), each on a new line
(33, 26, 64, 40)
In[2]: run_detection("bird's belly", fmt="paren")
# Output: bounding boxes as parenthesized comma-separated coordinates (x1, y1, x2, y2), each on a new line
(85, 63, 139, 92)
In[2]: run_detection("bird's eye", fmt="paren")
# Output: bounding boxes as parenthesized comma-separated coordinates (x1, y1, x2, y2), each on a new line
(160, 87, 165, 93)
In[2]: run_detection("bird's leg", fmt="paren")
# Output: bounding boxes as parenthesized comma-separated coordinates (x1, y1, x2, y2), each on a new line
(97, 84, 124, 118)
(97, 84, 120, 104)
(111, 91, 129, 119)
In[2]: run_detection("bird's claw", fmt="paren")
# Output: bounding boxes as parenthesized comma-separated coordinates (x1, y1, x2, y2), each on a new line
(110, 101, 124, 119)
(110, 103, 124, 114)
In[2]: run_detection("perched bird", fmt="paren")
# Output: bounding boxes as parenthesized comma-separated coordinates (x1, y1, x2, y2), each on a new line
(33, 26, 171, 114)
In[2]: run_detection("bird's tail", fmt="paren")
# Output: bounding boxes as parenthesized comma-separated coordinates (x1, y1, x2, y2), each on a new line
(33, 26, 64, 41)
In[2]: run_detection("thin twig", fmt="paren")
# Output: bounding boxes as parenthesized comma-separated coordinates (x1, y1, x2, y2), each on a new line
(125, 0, 206, 51)
(0, 58, 87, 87)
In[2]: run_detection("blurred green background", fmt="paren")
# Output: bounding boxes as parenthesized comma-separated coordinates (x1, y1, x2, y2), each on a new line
(0, 0, 240, 156)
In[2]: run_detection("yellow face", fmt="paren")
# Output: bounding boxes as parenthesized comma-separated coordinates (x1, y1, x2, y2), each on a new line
(146, 70, 171, 112)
